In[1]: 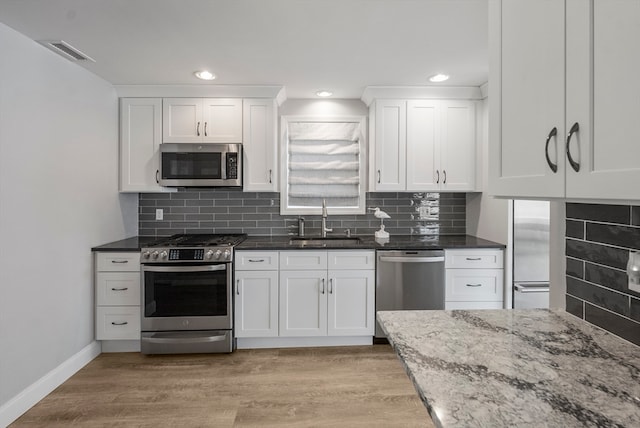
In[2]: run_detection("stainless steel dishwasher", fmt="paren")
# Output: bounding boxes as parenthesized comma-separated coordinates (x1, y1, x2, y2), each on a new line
(376, 250, 445, 338)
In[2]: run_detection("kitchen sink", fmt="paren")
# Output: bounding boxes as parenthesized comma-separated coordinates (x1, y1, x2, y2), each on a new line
(289, 236, 362, 247)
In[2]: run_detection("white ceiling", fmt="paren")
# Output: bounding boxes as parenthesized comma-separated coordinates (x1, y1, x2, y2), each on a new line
(0, 0, 488, 99)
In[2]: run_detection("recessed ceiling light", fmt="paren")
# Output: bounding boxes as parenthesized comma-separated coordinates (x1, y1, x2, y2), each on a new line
(316, 90, 333, 97)
(194, 70, 216, 81)
(429, 74, 450, 83)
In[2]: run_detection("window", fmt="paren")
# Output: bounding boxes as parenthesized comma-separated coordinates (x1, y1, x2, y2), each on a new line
(280, 116, 367, 215)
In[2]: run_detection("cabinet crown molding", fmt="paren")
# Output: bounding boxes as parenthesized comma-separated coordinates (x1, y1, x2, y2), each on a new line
(361, 86, 483, 106)
(115, 85, 286, 104)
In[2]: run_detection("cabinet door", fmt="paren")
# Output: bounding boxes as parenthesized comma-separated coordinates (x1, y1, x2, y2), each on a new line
(202, 98, 242, 143)
(406, 100, 439, 191)
(235, 271, 279, 338)
(243, 99, 277, 191)
(565, 0, 640, 199)
(373, 100, 406, 191)
(327, 270, 375, 336)
(162, 98, 203, 142)
(489, 0, 565, 198)
(440, 101, 477, 192)
(120, 98, 171, 192)
(279, 270, 327, 336)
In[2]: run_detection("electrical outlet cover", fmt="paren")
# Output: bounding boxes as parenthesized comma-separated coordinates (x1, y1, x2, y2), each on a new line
(155, 209, 163, 221)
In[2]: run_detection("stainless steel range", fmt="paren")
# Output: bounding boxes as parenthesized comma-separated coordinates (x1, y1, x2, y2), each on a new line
(140, 233, 246, 354)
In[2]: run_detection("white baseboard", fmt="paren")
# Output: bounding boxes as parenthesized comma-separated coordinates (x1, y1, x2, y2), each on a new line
(236, 336, 373, 349)
(0, 341, 101, 427)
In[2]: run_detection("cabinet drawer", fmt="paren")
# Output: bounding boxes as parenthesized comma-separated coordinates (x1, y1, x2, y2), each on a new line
(445, 249, 504, 269)
(327, 251, 375, 270)
(445, 269, 503, 302)
(445, 301, 504, 310)
(96, 252, 140, 272)
(279, 251, 328, 270)
(96, 307, 140, 340)
(235, 251, 279, 270)
(96, 272, 140, 306)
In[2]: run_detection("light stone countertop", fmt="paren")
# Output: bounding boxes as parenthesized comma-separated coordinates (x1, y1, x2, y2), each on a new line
(377, 309, 640, 428)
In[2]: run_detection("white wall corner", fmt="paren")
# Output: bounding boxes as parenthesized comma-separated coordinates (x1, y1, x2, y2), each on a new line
(0, 342, 101, 427)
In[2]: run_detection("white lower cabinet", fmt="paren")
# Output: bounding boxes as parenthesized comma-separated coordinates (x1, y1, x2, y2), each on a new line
(94, 252, 141, 341)
(234, 250, 375, 347)
(445, 249, 504, 310)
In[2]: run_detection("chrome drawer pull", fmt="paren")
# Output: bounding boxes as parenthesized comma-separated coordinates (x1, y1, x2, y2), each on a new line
(111, 321, 128, 326)
(111, 260, 129, 264)
(248, 259, 265, 263)
(466, 283, 482, 287)
(111, 287, 129, 291)
(465, 257, 481, 261)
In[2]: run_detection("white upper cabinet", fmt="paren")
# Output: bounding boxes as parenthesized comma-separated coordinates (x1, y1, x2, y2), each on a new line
(565, 0, 640, 199)
(162, 98, 242, 143)
(371, 99, 477, 192)
(489, 0, 640, 200)
(242, 99, 278, 191)
(373, 100, 406, 191)
(120, 98, 174, 192)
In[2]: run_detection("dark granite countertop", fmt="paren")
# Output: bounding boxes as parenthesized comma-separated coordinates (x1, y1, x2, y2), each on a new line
(92, 234, 505, 252)
(91, 236, 159, 252)
(236, 234, 505, 251)
(377, 309, 640, 428)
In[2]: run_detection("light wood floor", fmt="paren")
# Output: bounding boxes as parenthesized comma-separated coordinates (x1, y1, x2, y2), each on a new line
(11, 345, 432, 427)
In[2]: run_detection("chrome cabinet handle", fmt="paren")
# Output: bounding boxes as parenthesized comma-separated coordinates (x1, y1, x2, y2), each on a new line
(248, 259, 265, 263)
(204, 122, 208, 136)
(111, 260, 128, 264)
(544, 127, 558, 173)
(466, 283, 482, 287)
(111, 287, 129, 291)
(566, 122, 580, 172)
(436, 170, 440, 184)
(329, 278, 333, 294)
(236, 279, 240, 295)
(269, 169, 272, 183)
(466, 257, 481, 261)
(377, 170, 381, 184)
(443, 170, 447, 184)
(321, 278, 325, 294)
(196, 121, 201, 136)
(111, 321, 128, 326)
(155, 169, 159, 184)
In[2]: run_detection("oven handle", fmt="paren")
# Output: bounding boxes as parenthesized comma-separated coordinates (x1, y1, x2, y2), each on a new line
(142, 265, 227, 273)
(142, 334, 228, 344)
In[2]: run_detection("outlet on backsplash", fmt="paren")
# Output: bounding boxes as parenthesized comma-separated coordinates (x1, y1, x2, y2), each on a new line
(627, 250, 640, 293)
(155, 209, 163, 221)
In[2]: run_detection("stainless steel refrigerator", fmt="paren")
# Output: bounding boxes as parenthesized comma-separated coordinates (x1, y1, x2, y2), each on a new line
(512, 200, 550, 309)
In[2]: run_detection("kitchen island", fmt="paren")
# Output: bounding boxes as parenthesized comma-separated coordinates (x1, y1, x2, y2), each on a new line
(377, 309, 640, 427)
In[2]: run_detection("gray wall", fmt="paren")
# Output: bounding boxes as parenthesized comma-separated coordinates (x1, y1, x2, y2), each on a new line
(138, 191, 466, 237)
(0, 23, 137, 417)
(565, 203, 640, 346)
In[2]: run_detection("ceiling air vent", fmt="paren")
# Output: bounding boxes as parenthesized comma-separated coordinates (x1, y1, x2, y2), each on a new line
(37, 40, 95, 62)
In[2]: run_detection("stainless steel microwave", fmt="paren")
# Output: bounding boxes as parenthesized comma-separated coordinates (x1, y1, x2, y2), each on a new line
(159, 143, 242, 187)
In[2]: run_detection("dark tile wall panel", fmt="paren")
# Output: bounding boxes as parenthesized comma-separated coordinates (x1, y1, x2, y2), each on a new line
(139, 190, 467, 238)
(565, 202, 640, 346)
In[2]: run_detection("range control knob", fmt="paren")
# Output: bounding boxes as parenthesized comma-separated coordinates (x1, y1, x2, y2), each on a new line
(151, 251, 159, 260)
(142, 251, 151, 259)
(160, 251, 168, 260)
(205, 250, 214, 260)
(214, 250, 222, 260)
(223, 249, 231, 260)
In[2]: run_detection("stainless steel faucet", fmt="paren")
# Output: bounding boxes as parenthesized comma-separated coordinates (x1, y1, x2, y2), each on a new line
(321, 199, 333, 238)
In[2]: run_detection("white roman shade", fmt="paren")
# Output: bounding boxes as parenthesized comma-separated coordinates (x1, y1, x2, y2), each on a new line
(280, 116, 367, 215)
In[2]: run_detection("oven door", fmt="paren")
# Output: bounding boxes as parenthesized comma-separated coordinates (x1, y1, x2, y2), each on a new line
(141, 264, 232, 332)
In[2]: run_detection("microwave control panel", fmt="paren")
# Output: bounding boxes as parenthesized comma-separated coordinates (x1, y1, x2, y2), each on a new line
(226, 153, 238, 179)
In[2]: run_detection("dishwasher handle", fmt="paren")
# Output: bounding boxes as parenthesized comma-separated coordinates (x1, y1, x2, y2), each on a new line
(379, 256, 445, 263)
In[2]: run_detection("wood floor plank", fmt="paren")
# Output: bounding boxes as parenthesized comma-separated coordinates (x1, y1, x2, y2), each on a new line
(10, 345, 432, 427)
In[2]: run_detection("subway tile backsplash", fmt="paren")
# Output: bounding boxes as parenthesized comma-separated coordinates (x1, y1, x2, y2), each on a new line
(565, 202, 640, 346)
(138, 190, 466, 238)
